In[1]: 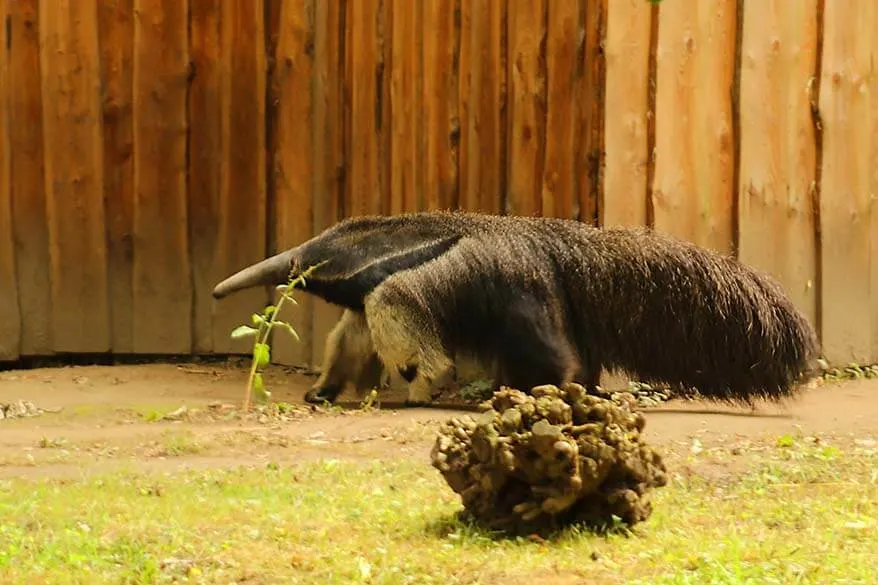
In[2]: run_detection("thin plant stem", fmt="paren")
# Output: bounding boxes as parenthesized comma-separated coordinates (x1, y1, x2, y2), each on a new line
(240, 262, 327, 413)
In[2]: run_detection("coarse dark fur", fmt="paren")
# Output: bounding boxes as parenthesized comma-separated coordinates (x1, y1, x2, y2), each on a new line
(212, 211, 821, 406)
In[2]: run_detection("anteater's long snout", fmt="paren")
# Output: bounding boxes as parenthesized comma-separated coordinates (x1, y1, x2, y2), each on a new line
(212, 249, 295, 300)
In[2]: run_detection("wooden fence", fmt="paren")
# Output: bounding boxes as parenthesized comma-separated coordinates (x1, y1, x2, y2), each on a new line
(0, 0, 876, 370)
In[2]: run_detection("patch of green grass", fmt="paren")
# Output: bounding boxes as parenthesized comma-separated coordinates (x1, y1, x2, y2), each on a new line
(0, 439, 875, 584)
(148, 431, 204, 458)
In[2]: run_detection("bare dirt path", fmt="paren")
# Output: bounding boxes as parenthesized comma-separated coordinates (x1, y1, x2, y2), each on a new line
(1, 362, 876, 480)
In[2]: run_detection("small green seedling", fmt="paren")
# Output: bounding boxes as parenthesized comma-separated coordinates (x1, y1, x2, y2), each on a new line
(229, 261, 326, 412)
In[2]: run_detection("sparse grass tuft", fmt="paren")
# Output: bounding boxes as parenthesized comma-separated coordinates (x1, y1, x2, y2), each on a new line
(0, 436, 874, 584)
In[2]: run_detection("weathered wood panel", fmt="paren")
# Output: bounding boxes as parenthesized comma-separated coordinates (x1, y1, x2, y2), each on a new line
(738, 0, 819, 330)
(99, 0, 135, 354)
(310, 0, 346, 368)
(652, 1, 738, 253)
(423, 0, 460, 211)
(131, 0, 191, 353)
(818, 1, 878, 364)
(0, 0, 21, 360)
(2, 0, 878, 373)
(213, 1, 268, 356)
(188, 0, 222, 354)
(39, 1, 110, 353)
(541, 0, 577, 219)
(577, 0, 607, 225)
(506, 0, 546, 217)
(271, 0, 314, 365)
(458, 0, 505, 214)
(602, 0, 652, 227)
(9, 0, 51, 356)
(390, 0, 423, 213)
(346, 0, 388, 217)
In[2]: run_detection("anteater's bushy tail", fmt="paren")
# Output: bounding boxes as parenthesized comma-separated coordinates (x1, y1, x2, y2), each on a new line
(573, 226, 821, 404)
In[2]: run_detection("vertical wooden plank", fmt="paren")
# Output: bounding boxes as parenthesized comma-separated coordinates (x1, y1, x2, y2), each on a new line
(39, 1, 110, 353)
(458, 0, 505, 214)
(737, 0, 818, 331)
(8, 0, 51, 356)
(818, 1, 878, 364)
(131, 0, 191, 353)
(390, 0, 423, 213)
(0, 0, 21, 361)
(98, 0, 135, 354)
(271, 0, 314, 365)
(188, 0, 222, 354)
(577, 0, 607, 225)
(602, 0, 652, 227)
(873, 15, 878, 365)
(541, 0, 577, 219)
(423, 0, 460, 211)
(212, 0, 267, 356)
(311, 0, 346, 368)
(652, 0, 737, 253)
(506, 0, 546, 217)
(347, 0, 387, 217)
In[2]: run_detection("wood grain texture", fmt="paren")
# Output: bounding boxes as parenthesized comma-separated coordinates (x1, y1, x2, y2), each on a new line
(602, 0, 652, 227)
(310, 0, 346, 368)
(541, 0, 577, 219)
(187, 0, 222, 354)
(346, 0, 387, 217)
(213, 1, 268, 356)
(423, 0, 460, 211)
(390, 0, 423, 213)
(9, 0, 51, 355)
(131, 0, 191, 353)
(737, 0, 818, 331)
(578, 0, 607, 225)
(0, 0, 21, 360)
(98, 0, 135, 354)
(271, 0, 314, 365)
(458, 0, 505, 214)
(818, 1, 878, 364)
(39, 0, 110, 353)
(506, 0, 546, 217)
(652, 0, 737, 253)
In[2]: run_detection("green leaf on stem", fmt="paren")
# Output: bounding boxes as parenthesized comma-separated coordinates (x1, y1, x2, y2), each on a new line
(230, 325, 258, 340)
(254, 343, 271, 369)
(275, 322, 300, 341)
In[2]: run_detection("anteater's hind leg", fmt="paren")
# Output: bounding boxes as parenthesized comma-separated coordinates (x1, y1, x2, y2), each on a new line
(305, 309, 383, 404)
(492, 298, 582, 392)
(364, 284, 454, 406)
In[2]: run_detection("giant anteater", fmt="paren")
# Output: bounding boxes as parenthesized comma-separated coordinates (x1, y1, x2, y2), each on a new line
(212, 211, 821, 406)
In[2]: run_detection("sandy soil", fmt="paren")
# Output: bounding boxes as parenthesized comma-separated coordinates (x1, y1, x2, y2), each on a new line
(1, 360, 876, 481)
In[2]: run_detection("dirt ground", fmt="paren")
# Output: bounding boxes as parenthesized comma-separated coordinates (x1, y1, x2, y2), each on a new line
(1, 360, 876, 481)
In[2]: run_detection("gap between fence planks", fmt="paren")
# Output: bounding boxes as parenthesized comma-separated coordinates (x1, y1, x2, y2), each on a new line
(99, 0, 135, 355)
